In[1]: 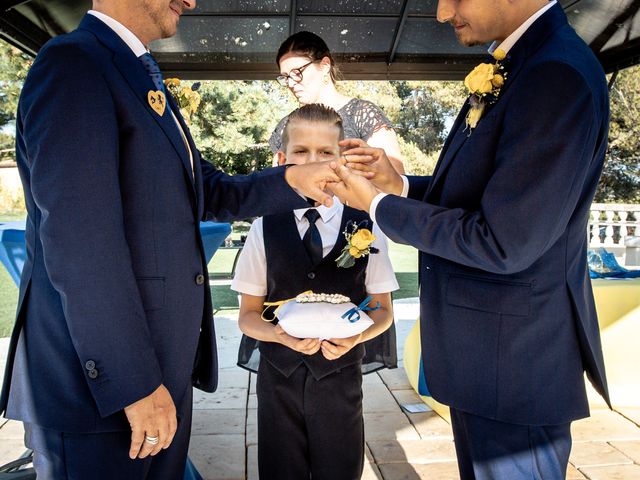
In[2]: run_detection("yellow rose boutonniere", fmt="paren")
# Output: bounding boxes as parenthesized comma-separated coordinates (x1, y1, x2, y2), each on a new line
(163, 78, 202, 125)
(351, 228, 376, 251)
(336, 221, 379, 268)
(464, 63, 495, 95)
(464, 48, 508, 132)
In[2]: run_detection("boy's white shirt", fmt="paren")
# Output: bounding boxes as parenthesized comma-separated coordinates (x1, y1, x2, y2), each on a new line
(231, 197, 399, 297)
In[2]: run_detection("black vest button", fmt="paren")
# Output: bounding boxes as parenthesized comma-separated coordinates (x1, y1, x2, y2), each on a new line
(87, 369, 99, 379)
(307, 272, 315, 279)
(195, 274, 205, 285)
(84, 360, 95, 371)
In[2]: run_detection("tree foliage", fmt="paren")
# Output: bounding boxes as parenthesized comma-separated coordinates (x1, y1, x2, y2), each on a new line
(0, 37, 638, 202)
(0, 41, 31, 157)
(187, 80, 296, 174)
(598, 66, 640, 202)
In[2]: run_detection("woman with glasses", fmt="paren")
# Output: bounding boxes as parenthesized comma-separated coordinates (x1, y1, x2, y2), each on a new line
(270, 31, 405, 174)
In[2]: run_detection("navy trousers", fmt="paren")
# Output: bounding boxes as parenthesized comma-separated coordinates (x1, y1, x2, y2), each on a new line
(24, 388, 193, 480)
(257, 358, 364, 480)
(450, 408, 572, 480)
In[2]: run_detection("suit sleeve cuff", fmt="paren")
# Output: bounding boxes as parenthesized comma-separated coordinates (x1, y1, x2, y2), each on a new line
(369, 193, 388, 225)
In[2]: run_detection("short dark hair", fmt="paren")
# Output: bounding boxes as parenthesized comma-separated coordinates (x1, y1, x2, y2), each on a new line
(281, 103, 344, 150)
(276, 31, 339, 83)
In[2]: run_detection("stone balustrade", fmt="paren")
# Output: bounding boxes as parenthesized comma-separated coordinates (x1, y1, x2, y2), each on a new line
(589, 204, 639, 248)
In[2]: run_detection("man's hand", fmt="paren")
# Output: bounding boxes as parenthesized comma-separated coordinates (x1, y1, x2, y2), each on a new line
(124, 384, 177, 459)
(328, 164, 379, 213)
(339, 138, 404, 195)
(274, 324, 321, 355)
(284, 161, 340, 208)
(320, 333, 362, 361)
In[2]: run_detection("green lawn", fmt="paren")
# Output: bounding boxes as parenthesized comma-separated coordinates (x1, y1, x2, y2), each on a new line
(0, 231, 419, 337)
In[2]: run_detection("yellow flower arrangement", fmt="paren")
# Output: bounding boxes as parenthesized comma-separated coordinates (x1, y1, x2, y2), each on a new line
(336, 221, 378, 268)
(465, 63, 496, 95)
(351, 228, 376, 251)
(163, 77, 202, 125)
(464, 48, 508, 131)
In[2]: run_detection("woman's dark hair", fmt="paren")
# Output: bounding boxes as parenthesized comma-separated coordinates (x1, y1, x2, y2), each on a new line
(281, 103, 344, 149)
(276, 31, 339, 83)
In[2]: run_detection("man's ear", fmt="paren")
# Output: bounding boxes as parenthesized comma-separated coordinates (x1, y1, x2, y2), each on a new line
(277, 150, 287, 166)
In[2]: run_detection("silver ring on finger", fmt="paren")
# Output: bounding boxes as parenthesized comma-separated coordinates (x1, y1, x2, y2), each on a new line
(343, 154, 349, 162)
(145, 434, 159, 445)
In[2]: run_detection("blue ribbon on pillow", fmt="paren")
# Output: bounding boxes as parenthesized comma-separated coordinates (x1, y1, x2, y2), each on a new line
(341, 296, 380, 323)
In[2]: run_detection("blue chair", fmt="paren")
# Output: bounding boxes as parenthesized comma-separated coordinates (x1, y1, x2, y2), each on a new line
(0, 221, 231, 286)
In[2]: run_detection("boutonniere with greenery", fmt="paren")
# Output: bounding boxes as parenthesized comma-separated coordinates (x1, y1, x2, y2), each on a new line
(163, 78, 202, 125)
(336, 221, 379, 268)
(464, 48, 508, 132)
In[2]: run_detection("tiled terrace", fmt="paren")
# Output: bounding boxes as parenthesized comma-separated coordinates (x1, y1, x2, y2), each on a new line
(2, 299, 640, 479)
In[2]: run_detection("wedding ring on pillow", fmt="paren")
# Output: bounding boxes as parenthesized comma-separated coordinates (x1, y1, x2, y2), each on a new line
(145, 435, 159, 445)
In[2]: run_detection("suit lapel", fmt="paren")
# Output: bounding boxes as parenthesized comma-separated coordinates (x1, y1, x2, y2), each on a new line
(428, 101, 471, 196)
(427, 4, 568, 199)
(167, 93, 204, 214)
(78, 15, 195, 193)
(166, 93, 197, 185)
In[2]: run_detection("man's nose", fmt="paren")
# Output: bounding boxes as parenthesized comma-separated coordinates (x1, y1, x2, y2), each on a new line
(182, 0, 196, 11)
(436, 0, 455, 23)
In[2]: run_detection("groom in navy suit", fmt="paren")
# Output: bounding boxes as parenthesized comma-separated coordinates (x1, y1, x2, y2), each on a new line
(333, 0, 610, 478)
(0, 0, 337, 478)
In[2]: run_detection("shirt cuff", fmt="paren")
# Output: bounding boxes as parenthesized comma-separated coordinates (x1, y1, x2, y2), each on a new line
(365, 279, 400, 295)
(400, 175, 409, 197)
(230, 279, 267, 297)
(369, 193, 388, 225)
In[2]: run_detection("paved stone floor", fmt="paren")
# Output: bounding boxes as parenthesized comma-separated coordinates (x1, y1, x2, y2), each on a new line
(2, 299, 640, 479)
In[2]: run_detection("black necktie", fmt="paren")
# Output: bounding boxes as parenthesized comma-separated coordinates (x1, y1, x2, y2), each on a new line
(302, 209, 323, 265)
(139, 52, 166, 94)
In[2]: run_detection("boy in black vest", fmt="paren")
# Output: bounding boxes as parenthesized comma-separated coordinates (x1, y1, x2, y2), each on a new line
(231, 104, 398, 479)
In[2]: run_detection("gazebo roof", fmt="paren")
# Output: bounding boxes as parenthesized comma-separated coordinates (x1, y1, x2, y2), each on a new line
(1, 0, 639, 80)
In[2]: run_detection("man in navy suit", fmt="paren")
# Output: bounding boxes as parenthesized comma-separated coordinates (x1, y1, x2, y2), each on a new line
(0, 0, 337, 478)
(333, 1, 610, 478)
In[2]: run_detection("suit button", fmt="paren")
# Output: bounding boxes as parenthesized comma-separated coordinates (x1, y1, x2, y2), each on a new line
(85, 360, 95, 371)
(88, 369, 99, 379)
(195, 274, 205, 285)
(307, 272, 315, 279)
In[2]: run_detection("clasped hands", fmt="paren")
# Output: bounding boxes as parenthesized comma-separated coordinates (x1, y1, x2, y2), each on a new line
(284, 138, 405, 212)
(273, 324, 362, 360)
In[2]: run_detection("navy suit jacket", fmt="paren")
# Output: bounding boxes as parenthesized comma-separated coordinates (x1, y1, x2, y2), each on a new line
(0, 14, 305, 432)
(377, 5, 610, 425)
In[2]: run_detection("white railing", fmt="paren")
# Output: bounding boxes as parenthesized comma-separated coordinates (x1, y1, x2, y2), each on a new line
(589, 203, 639, 247)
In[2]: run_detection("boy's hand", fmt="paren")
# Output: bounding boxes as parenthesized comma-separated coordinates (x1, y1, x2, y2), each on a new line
(274, 324, 321, 355)
(320, 334, 363, 361)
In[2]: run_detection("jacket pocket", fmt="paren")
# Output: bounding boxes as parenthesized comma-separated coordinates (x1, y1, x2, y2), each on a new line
(446, 274, 531, 317)
(136, 276, 165, 311)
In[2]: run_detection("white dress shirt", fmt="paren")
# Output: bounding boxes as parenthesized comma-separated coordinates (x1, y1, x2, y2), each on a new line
(88, 10, 147, 57)
(369, 0, 557, 225)
(231, 197, 399, 297)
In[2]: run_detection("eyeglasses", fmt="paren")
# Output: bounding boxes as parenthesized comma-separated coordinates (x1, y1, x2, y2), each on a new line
(276, 61, 316, 87)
